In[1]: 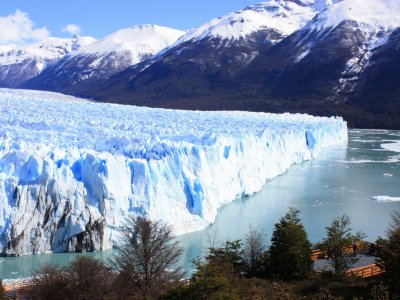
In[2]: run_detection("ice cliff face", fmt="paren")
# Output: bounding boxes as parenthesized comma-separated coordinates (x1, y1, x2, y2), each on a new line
(0, 89, 348, 255)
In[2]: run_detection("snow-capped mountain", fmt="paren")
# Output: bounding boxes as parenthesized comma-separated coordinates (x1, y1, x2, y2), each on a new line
(23, 25, 184, 94)
(23, 0, 324, 97)
(86, 0, 329, 105)
(178, 0, 317, 43)
(309, 0, 400, 32)
(75, 24, 185, 63)
(232, 0, 400, 125)
(83, 0, 400, 129)
(0, 36, 96, 87)
(0, 88, 347, 255)
(6, 0, 400, 128)
(349, 27, 400, 126)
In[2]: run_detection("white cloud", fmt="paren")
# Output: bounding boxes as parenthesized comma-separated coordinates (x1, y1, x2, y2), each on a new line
(62, 24, 81, 35)
(0, 10, 49, 45)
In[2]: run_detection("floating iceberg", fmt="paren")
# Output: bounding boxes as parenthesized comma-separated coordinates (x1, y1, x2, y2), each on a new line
(372, 196, 400, 202)
(0, 88, 348, 255)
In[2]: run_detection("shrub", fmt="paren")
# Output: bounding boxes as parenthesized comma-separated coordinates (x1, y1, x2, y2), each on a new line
(64, 256, 114, 299)
(113, 216, 183, 299)
(28, 264, 68, 300)
(242, 226, 267, 277)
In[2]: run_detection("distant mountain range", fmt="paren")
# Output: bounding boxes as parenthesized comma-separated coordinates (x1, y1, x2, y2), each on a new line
(0, 36, 96, 87)
(1, 0, 400, 129)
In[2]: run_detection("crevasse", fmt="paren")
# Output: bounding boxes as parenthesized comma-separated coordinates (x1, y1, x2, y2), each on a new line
(0, 88, 348, 255)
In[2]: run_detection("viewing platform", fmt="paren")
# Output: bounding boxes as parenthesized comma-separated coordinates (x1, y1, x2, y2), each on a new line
(312, 241, 385, 278)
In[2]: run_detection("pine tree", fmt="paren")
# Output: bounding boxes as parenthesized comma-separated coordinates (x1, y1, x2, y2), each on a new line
(269, 208, 312, 280)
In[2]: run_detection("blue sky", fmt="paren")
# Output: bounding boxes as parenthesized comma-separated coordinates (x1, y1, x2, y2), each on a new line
(0, 0, 260, 43)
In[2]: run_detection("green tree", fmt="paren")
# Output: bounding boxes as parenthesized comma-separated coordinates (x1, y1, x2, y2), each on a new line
(378, 211, 400, 297)
(321, 215, 365, 274)
(269, 208, 313, 280)
(162, 240, 245, 300)
(113, 216, 183, 299)
(205, 240, 244, 273)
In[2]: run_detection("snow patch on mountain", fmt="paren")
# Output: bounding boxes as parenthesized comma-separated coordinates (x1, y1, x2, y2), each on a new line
(0, 88, 347, 255)
(0, 36, 96, 71)
(296, 0, 400, 103)
(72, 24, 184, 64)
(310, 0, 400, 32)
(177, 0, 318, 43)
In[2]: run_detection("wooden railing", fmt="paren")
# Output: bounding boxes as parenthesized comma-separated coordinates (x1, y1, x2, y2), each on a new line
(3, 279, 31, 292)
(312, 241, 385, 278)
(311, 249, 325, 261)
(346, 264, 384, 278)
(2, 279, 32, 299)
(312, 241, 366, 261)
(3, 289, 18, 300)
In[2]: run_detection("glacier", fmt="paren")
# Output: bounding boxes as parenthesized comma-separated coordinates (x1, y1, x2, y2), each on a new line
(0, 88, 348, 255)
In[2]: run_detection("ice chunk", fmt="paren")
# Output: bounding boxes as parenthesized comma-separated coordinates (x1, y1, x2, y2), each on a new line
(372, 196, 400, 202)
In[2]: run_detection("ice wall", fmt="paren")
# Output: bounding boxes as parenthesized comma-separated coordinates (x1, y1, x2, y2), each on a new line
(0, 88, 348, 255)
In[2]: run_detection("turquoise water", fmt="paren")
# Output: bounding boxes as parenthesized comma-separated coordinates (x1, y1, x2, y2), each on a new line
(1, 130, 399, 279)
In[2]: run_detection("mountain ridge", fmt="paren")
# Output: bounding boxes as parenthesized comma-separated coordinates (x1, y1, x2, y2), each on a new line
(1, 0, 400, 128)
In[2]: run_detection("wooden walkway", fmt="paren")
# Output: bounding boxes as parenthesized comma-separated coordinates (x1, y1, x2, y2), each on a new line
(311, 241, 365, 261)
(312, 241, 385, 278)
(346, 264, 384, 278)
(2, 279, 31, 299)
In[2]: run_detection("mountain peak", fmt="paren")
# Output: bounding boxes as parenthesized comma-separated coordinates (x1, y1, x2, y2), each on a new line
(73, 24, 185, 62)
(0, 35, 95, 68)
(177, 0, 319, 43)
(310, 0, 400, 32)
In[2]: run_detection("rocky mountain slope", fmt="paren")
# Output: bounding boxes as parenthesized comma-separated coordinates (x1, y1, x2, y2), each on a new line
(23, 25, 185, 94)
(84, 0, 324, 104)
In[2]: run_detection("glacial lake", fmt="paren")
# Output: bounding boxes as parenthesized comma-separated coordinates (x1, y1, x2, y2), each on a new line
(1, 129, 399, 280)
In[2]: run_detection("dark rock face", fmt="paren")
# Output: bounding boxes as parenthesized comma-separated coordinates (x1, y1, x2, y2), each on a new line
(237, 21, 366, 99)
(350, 28, 400, 129)
(0, 59, 43, 87)
(89, 29, 284, 106)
